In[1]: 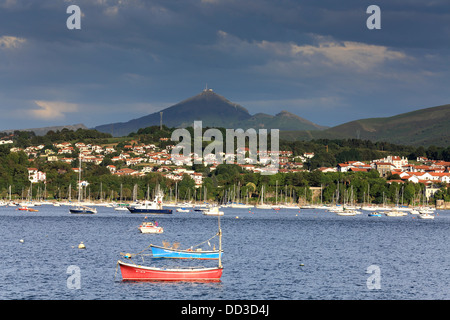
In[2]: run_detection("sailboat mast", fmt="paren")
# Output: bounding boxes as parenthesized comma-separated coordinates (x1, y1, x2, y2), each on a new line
(218, 215, 222, 269)
(78, 154, 82, 203)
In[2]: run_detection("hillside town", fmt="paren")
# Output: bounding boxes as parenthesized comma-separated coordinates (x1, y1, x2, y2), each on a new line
(4, 137, 450, 200)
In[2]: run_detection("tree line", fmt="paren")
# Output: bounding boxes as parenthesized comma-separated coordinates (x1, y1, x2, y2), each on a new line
(0, 127, 449, 204)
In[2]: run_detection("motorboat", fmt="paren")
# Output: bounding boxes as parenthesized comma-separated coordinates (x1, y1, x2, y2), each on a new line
(202, 206, 224, 216)
(418, 213, 435, 220)
(127, 189, 172, 214)
(384, 210, 407, 217)
(138, 221, 163, 234)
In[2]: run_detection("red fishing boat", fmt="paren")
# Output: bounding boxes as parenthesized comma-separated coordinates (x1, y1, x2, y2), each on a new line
(117, 215, 223, 281)
(117, 261, 223, 281)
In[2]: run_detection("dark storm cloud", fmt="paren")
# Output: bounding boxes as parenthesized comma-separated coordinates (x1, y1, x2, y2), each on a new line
(0, 0, 449, 129)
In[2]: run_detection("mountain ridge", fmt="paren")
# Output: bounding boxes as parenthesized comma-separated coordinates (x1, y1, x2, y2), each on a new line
(280, 103, 450, 147)
(0, 123, 88, 136)
(94, 90, 325, 136)
(3, 91, 448, 147)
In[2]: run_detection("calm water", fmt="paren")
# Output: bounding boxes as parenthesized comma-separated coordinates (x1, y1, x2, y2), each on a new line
(0, 205, 449, 300)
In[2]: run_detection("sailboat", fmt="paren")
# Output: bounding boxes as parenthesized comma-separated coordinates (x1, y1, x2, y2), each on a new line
(255, 185, 271, 209)
(18, 182, 36, 209)
(114, 184, 129, 211)
(69, 155, 97, 214)
(117, 214, 223, 281)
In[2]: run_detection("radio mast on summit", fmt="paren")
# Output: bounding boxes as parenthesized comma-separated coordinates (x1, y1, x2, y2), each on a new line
(204, 83, 212, 92)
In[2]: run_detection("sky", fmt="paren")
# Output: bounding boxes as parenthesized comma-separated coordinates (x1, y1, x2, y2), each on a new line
(0, 0, 449, 130)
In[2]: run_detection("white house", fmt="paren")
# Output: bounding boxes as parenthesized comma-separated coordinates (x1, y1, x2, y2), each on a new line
(28, 168, 46, 183)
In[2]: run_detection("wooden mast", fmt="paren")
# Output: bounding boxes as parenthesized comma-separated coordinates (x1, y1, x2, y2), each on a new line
(218, 214, 223, 269)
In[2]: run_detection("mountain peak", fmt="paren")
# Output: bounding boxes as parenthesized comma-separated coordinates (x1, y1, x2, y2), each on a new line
(276, 110, 295, 116)
(94, 90, 325, 136)
(166, 89, 251, 119)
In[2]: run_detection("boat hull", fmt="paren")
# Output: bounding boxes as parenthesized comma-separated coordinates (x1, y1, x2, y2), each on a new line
(202, 212, 224, 216)
(418, 214, 434, 219)
(139, 226, 164, 234)
(118, 260, 223, 281)
(127, 207, 172, 214)
(69, 208, 96, 214)
(368, 213, 382, 217)
(336, 211, 357, 216)
(150, 245, 222, 259)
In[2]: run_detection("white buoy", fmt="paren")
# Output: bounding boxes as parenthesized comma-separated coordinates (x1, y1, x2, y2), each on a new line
(78, 241, 86, 249)
(19, 239, 24, 243)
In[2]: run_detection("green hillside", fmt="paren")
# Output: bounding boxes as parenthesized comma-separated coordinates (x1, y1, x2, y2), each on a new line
(281, 104, 450, 147)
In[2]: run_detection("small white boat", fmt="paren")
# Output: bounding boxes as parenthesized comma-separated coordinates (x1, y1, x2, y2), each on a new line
(361, 205, 390, 211)
(203, 206, 224, 216)
(229, 203, 254, 209)
(328, 206, 343, 212)
(419, 208, 434, 214)
(336, 210, 358, 216)
(176, 208, 190, 213)
(19, 202, 35, 207)
(175, 202, 194, 208)
(385, 210, 407, 217)
(138, 221, 163, 233)
(114, 204, 129, 211)
(311, 205, 329, 210)
(418, 213, 435, 220)
(255, 204, 272, 209)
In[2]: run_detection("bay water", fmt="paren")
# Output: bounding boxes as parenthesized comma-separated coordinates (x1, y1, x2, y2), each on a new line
(1, 205, 449, 300)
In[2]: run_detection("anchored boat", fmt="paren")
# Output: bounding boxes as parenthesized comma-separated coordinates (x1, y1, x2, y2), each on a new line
(202, 206, 224, 216)
(418, 213, 435, 220)
(127, 188, 172, 214)
(149, 244, 221, 259)
(117, 214, 223, 281)
(368, 212, 382, 217)
(70, 155, 97, 214)
(149, 232, 223, 259)
(117, 262, 223, 281)
(138, 221, 164, 234)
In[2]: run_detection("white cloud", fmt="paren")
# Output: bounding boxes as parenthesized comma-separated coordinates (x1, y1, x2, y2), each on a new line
(0, 35, 26, 49)
(31, 101, 78, 120)
(215, 31, 408, 74)
(288, 38, 407, 71)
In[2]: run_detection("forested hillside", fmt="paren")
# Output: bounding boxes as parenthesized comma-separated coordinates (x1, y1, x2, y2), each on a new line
(1, 127, 449, 205)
